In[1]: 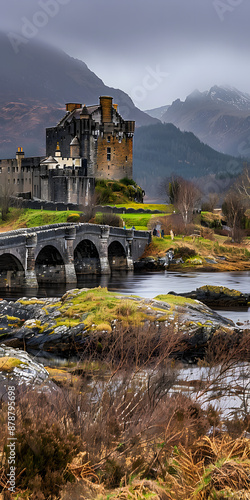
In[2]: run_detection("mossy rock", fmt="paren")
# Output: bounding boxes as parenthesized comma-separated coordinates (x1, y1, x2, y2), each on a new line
(0, 356, 27, 372)
(198, 285, 242, 297)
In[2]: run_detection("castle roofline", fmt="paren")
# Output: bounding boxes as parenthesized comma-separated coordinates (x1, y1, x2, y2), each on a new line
(41, 156, 58, 164)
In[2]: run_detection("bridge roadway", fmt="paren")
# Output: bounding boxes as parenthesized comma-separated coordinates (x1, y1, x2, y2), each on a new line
(0, 223, 151, 288)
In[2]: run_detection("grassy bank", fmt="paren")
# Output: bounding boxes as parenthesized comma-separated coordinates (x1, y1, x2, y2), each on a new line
(0, 207, 82, 231)
(1, 206, 249, 270)
(143, 234, 250, 271)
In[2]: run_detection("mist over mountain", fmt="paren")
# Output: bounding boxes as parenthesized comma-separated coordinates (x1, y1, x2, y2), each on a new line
(0, 32, 158, 159)
(148, 86, 250, 158)
(133, 122, 243, 199)
(144, 105, 170, 121)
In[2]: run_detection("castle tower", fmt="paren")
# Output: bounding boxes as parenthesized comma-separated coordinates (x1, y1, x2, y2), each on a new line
(70, 136, 80, 158)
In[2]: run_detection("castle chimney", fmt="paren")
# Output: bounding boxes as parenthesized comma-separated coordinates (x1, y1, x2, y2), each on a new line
(16, 147, 25, 167)
(100, 96, 113, 123)
(113, 103, 118, 112)
(65, 103, 82, 112)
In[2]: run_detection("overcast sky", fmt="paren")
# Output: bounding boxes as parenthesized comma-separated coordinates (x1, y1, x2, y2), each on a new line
(1, 0, 250, 109)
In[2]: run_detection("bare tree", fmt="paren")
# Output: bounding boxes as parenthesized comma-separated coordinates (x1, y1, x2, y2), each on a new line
(236, 164, 250, 207)
(222, 190, 246, 242)
(175, 177, 201, 225)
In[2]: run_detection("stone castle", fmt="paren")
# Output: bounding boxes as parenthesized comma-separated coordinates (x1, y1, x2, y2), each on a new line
(0, 96, 135, 205)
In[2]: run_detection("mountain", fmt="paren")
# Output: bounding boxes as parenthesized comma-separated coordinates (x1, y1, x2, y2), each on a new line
(158, 86, 250, 158)
(133, 122, 243, 198)
(0, 32, 158, 159)
(145, 104, 170, 120)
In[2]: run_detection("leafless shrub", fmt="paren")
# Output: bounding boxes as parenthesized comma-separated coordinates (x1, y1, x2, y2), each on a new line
(201, 227, 214, 240)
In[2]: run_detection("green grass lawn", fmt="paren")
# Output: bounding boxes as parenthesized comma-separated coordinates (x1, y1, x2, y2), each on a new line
(121, 212, 167, 230)
(0, 208, 82, 229)
(112, 203, 173, 212)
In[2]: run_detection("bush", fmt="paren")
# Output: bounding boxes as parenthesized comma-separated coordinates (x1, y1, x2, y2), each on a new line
(201, 227, 214, 240)
(174, 246, 196, 260)
(95, 185, 115, 204)
(67, 213, 80, 222)
(96, 179, 108, 188)
(111, 182, 123, 192)
(120, 177, 137, 187)
(94, 213, 122, 227)
(11, 422, 80, 497)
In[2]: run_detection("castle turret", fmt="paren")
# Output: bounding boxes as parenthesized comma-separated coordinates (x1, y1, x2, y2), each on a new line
(80, 105, 90, 119)
(55, 142, 62, 159)
(70, 136, 80, 158)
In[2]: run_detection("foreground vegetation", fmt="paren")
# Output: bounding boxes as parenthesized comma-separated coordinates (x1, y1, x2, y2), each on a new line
(1, 317, 250, 499)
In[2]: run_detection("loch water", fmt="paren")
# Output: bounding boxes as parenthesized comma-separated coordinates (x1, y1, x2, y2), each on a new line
(0, 270, 249, 326)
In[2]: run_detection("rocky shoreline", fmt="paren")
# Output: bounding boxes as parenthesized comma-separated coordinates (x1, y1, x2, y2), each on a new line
(0, 287, 247, 367)
(168, 285, 250, 309)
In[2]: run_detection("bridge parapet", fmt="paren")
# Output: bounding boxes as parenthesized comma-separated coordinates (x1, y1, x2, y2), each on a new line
(0, 223, 151, 288)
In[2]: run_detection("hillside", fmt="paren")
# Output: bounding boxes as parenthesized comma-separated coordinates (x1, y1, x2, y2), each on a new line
(158, 86, 250, 158)
(145, 104, 170, 120)
(133, 122, 243, 198)
(0, 32, 158, 159)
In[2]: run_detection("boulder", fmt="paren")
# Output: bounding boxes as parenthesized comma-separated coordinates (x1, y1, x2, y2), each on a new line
(170, 285, 250, 309)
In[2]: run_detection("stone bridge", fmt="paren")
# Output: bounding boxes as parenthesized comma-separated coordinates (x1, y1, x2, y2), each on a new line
(0, 223, 151, 288)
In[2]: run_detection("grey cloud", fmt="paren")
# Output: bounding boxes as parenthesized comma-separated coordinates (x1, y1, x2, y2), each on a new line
(1, 0, 250, 108)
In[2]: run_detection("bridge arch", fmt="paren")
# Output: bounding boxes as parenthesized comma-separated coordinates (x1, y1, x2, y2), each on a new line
(0, 253, 25, 288)
(74, 239, 101, 275)
(35, 245, 65, 284)
(108, 241, 127, 271)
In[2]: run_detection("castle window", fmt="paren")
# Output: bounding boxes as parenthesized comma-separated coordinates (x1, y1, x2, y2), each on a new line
(0, 167, 2, 173)
(108, 165, 110, 170)
(119, 136, 122, 143)
(13, 179, 15, 184)
(125, 156, 127, 162)
(12, 167, 15, 173)
(8, 167, 10, 173)
(8, 179, 10, 184)
(107, 136, 111, 143)
(107, 147, 111, 161)
(17, 179, 20, 185)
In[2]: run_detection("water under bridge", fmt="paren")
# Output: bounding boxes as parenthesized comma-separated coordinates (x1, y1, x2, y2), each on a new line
(0, 223, 151, 288)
